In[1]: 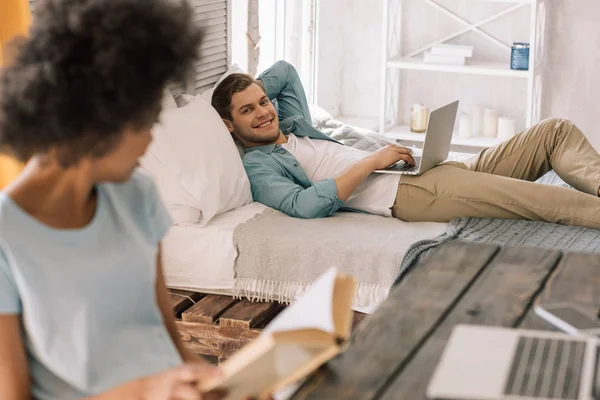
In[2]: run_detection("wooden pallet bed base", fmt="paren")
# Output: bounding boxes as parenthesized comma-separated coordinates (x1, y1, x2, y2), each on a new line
(168, 288, 366, 362)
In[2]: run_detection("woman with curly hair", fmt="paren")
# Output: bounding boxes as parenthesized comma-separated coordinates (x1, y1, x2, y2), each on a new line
(0, 0, 225, 399)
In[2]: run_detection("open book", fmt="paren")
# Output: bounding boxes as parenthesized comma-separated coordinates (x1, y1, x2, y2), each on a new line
(199, 268, 357, 399)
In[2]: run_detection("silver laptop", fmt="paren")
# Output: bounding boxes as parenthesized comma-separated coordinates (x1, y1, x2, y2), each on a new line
(427, 324, 600, 400)
(374, 100, 459, 176)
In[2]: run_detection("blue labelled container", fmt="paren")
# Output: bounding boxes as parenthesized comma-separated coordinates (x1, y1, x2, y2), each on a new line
(511, 42, 530, 71)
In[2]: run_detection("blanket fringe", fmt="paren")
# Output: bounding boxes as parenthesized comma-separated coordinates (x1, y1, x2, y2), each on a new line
(233, 278, 390, 309)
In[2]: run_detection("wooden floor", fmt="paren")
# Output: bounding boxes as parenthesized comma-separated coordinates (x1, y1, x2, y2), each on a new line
(169, 290, 366, 362)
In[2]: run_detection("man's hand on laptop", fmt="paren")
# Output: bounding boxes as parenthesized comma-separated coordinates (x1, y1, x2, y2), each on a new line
(334, 145, 416, 201)
(367, 145, 415, 170)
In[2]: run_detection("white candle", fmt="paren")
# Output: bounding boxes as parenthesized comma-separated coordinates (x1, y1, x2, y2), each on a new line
(458, 113, 472, 138)
(472, 104, 483, 137)
(483, 108, 498, 138)
(497, 117, 516, 140)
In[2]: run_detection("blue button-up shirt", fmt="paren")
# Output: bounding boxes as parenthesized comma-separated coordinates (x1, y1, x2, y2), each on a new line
(243, 61, 347, 219)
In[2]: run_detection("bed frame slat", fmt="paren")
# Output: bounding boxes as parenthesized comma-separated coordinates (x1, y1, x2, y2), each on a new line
(176, 321, 260, 360)
(168, 290, 205, 318)
(219, 300, 280, 329)
(171, 289, 367, 362)
(181, 294, 238, 324)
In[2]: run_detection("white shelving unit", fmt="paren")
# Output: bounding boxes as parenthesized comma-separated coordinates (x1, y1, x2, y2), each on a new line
(379, 0, 543, 151)
(386, 57, 530, 78)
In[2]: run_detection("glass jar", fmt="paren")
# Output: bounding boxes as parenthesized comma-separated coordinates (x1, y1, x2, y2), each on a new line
(510, 42, 530, 71)
(410, 103, 429, 133)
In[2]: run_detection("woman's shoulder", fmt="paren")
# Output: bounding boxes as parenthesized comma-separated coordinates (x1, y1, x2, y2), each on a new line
(101, 168, 171, 244)
(101, 168, 158, 202)
(99, 168, 164, 223)
(0, 192, 20, 230)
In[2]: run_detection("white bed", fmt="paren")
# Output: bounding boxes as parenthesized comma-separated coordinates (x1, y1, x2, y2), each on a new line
(161, 201, 449, 313)
(162, 202, 267, 292)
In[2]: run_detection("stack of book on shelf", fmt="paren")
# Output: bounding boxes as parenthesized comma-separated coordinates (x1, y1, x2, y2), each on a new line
(423, 44, 473, 66)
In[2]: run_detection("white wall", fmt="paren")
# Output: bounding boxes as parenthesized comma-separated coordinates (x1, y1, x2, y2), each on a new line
(316, 0, 600, 148)
(541, 0, 600, 150)
(315, 0, 343, 116)
(315, 0, 383, 118)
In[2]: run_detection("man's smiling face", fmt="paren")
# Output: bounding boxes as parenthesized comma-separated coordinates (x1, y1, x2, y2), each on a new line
(225, 83, 281, 147)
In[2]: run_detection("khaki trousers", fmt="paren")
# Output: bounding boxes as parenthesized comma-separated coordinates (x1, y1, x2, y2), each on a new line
(391, 118, 600, 229)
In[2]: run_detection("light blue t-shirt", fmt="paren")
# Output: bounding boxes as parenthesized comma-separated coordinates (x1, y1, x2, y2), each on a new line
(0, 169, 181, 399)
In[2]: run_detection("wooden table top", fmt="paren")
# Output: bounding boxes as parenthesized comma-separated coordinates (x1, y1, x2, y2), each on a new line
(291, 241, 600, 400)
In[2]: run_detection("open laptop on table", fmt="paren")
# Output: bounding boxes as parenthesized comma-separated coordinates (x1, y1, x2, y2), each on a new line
(374, 100, 459, 176)
(427, 324, 600, 400)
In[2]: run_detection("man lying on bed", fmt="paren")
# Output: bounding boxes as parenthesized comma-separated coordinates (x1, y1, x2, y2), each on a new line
(211, 60, 600, 229)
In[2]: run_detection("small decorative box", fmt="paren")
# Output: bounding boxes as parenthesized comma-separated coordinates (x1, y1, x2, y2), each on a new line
(510, 42, 530, 71)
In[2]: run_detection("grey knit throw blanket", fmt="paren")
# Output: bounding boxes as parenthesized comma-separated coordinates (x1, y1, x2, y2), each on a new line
(395, 171, 600, 285)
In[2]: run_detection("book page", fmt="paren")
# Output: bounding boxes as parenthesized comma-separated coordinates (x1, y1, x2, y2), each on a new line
(202, 268, 355, 398)
(213, 342, 338, 400)
(262, 268, 338, 336)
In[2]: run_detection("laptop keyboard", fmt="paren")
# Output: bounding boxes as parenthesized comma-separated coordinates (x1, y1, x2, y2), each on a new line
(387, 156, 421, 172)
(504, 336, 587, 399)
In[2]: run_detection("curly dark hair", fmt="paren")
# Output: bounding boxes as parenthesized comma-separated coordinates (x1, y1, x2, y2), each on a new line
(0, 0, 203, 165)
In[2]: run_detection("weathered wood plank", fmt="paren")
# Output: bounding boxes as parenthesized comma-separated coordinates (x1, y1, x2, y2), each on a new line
(378, 246, 561, 400)
(291, 241, 499, 400)
(252, 304, 287, 330)
(168, 289, 204, 318)
(219, 299, 279, 329)
(519, 251, 600, 331)
(182, 295, 238, 324)
(176, 321, 260, 359)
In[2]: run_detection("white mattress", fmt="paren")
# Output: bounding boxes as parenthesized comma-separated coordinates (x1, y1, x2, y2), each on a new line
(162, 202, 448, 313)
(162, 202, 267, 291)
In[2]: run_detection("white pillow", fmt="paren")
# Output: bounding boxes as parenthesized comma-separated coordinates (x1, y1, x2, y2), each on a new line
(142, 95, 252, 226)
(140, 110, 200, 224)
(174, 93, 195, 108)
(140, 144, 201, 224)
